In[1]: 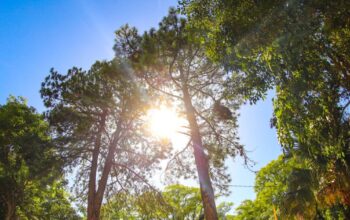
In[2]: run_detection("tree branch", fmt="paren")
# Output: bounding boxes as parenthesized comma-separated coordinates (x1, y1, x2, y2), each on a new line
(143, 76, 182, 99)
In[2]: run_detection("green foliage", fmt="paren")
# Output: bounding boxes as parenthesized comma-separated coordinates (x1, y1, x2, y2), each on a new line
(41, 59, 170, 219)
(100, 192, 137, 219)
(16, 179, 81, 220)
(0, 96, 70, 219)
(234, 200, 264, 220)
(114, 8, 246, 194)
(101, 184, 234, 220)
(232, 156, 294, 220)
(162, 184, 203, 219)
(182, 0, 350, 102)
(114, 10, 247, 219)
(3, 1, 350, 219)
(182, 0, 350, 218)
(232, 155, 350, 219)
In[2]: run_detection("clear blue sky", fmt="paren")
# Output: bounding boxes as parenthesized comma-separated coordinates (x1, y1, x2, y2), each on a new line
(0, 0, 281, 210)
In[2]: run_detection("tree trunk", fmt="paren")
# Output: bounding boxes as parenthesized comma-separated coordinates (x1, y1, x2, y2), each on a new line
(182, 85, 218, 220)
(87, 114, 106, 220)
(87, 116, 122, 220)
(5, 199, 17, 220)
(94, 127, 121, 218)
(87, 142, 100, 220)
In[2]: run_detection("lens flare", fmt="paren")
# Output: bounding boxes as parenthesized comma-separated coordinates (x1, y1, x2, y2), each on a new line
(147, 106, 183, 139)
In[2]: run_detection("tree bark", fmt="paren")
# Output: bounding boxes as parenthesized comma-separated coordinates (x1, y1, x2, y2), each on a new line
(5, 199, 17, 220)
(182, 85, 218, 220)
(87, 114, 106, 220)
(87, 115, 122, 220)
(94, 124, 122, 217)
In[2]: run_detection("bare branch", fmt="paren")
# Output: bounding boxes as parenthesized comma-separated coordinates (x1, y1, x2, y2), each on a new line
(164, 138, 192, 173)
(143, 76, 182, 99)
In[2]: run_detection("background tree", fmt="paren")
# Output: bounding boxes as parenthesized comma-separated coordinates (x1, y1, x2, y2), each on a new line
(41, 60, 169, 219)
(232, 155, 349, 219)
(16, 178, 81, 220)
(232, 156, 293, 220)
(181, 0, 350, 217)
(101, 184, 234, 220)
(114, 9, 247, 219)
(0, 96, 63, 220)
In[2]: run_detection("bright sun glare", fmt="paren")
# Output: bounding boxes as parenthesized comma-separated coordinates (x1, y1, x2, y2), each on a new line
(147, 106, 184, 140)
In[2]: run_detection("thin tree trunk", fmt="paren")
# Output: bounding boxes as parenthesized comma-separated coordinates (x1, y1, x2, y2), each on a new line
(5, 199, 17, 220)
(87, 141, 101, 220)
(87, 114, 106, 220)
(87, 142, 100, 220)
(94, 124, 122, 217)
(182, 85, 218, 220)
(87, 116, 123, 220)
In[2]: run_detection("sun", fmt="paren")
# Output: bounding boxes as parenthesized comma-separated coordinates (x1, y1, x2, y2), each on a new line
(147, 106, 184, 140)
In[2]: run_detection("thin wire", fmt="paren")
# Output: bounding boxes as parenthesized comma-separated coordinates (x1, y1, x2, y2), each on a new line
(229, 184, 255, 188)
(228, 184, 277, 188)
